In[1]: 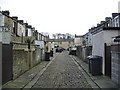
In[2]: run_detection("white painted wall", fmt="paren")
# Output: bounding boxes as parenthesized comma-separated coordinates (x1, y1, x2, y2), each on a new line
(17, 23, 22, 36)
(28, 28, 32, 36)
(92, 30, 120, 74)
(42, 36, 44, 41)
(83, 32, 92, 46)
(0, 13, 4, 27)
(0, 32, 11, 44)
(0, 32, 2, 42)
(74, 37, 83, 46)
(0, 14, 11, 43)
(35, 40, 44, 48)
(112, 16, 120, 27)
(17, 23, 26, 36)
(0, 13, 4, 36)
(22, 25, 26, 36)
(92, 31, 105, 74)
(50, 42, 54, 49)
(92, 31, 104, 56)
(88, 33, 93, 46)
(104, 30, 120, 44)
(37, 33, 40, 40)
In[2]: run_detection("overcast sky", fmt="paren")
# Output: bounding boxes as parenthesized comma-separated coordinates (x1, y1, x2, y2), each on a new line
(0, 0, 120, 36)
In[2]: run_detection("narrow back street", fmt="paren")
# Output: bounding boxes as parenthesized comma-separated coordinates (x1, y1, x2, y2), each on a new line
(31, 51, 91, 88)
(3, 51, 118, 89)
(1, 1, 120, 89)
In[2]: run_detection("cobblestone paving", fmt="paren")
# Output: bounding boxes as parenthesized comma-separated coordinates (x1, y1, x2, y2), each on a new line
(32, 51, 91, 88)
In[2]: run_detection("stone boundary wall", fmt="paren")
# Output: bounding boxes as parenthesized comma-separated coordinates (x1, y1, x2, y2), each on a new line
(76, 46, 92, 62)
(13, 43, 43, 79)
(11, 36, 36, 44)
(76, 46, 82, 59)
(13, 50, 29, 79)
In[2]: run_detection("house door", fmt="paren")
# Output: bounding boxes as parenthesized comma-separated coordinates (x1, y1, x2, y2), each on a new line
(104, 43, 111, 78)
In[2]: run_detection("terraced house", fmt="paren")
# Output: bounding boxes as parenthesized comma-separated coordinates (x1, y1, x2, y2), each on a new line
(75, 13, 120, 85)
(0, 10, 50, 84)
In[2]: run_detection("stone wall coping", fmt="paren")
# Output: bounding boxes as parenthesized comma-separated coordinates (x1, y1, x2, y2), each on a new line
(111, 51, 120, 54)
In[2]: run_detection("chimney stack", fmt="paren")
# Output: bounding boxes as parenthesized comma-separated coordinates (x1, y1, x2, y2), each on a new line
(112, 13, 119, 18)
(32, 27, 35, 30)
(24, 23, 28, 26)
(89, 29, 92, 32)
(12, 16, 18, 20)
(100, 21, 105, 24)
(97, 23, 101, 27)
(2, 10, 10, 16)
(105, 17, 112, 21)
(27, 25, 32, 28)
(18, 20, 24, 24)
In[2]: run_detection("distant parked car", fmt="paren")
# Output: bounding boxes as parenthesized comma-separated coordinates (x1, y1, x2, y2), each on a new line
(56, 47, 65, 52)
(69, 47, 77, 55)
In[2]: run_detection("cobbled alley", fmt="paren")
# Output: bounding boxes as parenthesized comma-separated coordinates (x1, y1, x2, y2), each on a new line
(31, 51, 91, 88)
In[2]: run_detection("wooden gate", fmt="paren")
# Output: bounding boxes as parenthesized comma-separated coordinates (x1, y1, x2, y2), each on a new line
(104, 43, 111, 78)
(2, 44, 13, 84)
